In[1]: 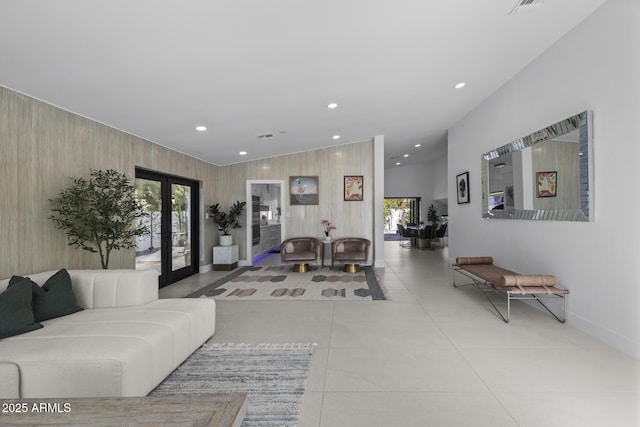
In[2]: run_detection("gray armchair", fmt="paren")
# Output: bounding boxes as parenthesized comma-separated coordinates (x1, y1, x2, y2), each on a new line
(281, 237, 322, 272)
(331, 237, 371, 272)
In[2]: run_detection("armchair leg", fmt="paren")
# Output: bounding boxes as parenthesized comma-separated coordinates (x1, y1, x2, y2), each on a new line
(293, 263, 309, 273)
(344, 263, 360, 273)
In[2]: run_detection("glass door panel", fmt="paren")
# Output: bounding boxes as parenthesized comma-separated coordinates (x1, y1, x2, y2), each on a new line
(171, 183, 192, 272)
(135, 178, 162, 275)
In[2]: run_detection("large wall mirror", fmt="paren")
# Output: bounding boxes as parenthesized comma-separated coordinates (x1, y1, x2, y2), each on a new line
(481, 111, 593, 221)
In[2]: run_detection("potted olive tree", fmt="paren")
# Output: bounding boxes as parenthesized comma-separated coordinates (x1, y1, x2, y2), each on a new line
(49, 169, 147, 269)
(208, 200, 246, 246)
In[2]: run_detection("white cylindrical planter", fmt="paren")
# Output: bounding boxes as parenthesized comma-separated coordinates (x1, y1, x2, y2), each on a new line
(219, 235, 233, 246)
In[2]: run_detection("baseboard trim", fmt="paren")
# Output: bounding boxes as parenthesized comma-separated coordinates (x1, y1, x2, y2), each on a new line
(568, 312, 640, 359)
(374, 260, 386, 269)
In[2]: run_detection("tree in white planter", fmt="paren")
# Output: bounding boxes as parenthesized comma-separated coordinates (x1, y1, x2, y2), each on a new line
(208, 201, 246, 245)
(49, 169, 147, 269)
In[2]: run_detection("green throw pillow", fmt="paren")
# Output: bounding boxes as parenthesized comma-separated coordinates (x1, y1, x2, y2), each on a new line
(0, 278, 43, 339)
(9, 269, 83, 322)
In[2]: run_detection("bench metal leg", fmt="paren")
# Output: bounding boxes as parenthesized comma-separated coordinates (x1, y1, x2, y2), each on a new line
(533, 296, 567, 323)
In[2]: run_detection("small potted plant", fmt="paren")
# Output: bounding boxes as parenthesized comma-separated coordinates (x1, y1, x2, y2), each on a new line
(209, 200, 246, 246)
(321, 219, 336, 242)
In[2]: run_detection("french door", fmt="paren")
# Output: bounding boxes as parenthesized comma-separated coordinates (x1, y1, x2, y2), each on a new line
(135, 169, 199, 287)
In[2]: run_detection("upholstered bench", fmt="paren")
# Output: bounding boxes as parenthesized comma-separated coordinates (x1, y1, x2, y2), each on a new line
(452, 256, 568, 322)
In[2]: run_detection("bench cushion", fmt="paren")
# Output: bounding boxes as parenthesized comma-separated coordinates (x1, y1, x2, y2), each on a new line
(500, 274, 557, 287)
(455, 256, 494, 265)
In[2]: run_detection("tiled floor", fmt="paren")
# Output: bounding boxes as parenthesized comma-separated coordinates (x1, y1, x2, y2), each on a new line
(160, 242, 640, 427)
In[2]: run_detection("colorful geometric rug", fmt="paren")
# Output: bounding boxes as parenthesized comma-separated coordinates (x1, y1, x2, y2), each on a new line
(150, 343, 314, 427)
(187, 265, 386, 300)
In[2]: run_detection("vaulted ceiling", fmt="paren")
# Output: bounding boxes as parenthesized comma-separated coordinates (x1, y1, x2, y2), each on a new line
(0, 0, 607, 168)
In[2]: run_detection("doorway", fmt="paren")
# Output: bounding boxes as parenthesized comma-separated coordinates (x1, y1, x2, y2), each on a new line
(135, 169, 199, 287)
(245, 180, 286, 265)
(384, 197, 421, 233)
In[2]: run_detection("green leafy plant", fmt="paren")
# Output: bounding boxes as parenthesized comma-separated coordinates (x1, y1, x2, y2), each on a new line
(208, 201, 246, 235)
(49, 169, 147, 269)
(427, 204, 439, 225)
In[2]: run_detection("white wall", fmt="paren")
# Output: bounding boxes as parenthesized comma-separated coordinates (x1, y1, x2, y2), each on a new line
(216, 141, 375, 263)
(385, 148, 448, 218)
(448, 0, 640, 358)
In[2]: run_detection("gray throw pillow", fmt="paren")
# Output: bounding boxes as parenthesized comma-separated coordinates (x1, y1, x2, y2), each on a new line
(9, 269, 83, 322)
(0, 278, 43, 339)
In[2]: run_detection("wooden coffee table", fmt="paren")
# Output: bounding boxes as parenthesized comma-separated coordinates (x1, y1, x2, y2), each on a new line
(0, 394, 247, 427)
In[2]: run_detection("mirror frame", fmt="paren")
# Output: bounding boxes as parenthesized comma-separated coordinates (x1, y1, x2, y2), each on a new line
(481, 111, 593, 221)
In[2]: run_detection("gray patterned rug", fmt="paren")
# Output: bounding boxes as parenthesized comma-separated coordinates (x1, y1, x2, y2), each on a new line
(187, 265, 386, 301)
(150, 343, 314, 427)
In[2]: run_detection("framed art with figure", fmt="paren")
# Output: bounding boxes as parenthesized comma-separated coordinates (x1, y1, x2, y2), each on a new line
(457, 172, 470, 204)
(290, 176, 319, 205)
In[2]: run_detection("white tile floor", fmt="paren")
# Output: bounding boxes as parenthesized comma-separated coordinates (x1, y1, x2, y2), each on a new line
(160, 242, 640, 427)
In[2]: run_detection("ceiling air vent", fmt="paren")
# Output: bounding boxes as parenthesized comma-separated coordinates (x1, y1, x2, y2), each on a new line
(256, 133, 274, 141)
(509, 0, 545, 14)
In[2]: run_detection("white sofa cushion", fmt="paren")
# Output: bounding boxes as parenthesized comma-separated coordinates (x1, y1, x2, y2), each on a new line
(0, 363, 20, 399)
(0, 269, 159, 309)
(0, 269, 216, 398)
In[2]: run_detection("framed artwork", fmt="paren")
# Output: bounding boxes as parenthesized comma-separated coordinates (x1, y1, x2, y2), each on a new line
(344, 175, 363, 201)
(289, 176, 319, 205)
(456, 172, 470, 204)
(536, 171, 557, 197)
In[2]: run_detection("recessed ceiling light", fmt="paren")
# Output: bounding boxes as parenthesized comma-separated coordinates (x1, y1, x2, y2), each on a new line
(328, 103, 338, 109)
(415, 144, 421, 148)
(239, 151, 247, 155)
(454, 82, 466, 89)
(195, 126, 207, 131)
(403, 154, 409, 158)
(333, 135, 340, 140)
(395, 162, 401, 166)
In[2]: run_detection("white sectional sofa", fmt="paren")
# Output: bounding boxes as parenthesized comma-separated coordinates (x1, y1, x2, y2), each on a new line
(0, 269, 216, 398)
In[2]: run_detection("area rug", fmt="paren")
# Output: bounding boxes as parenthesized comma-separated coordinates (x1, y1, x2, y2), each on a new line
(150, 343, 314, 427)
(384, 232, 403, 241)
(187, 265, 386, 301)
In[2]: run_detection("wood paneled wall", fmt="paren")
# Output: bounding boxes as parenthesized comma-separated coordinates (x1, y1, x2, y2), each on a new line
(0, 85, 376, 277)
(216, 142, 375, 261)
(0, 86, 220, 278)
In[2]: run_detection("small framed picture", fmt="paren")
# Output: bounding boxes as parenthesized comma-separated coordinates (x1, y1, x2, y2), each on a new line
(289, 176, 319, 205)
(344, 175, 363, 201)
(456, 172, 470, 204)
(536, 171, 557, 198)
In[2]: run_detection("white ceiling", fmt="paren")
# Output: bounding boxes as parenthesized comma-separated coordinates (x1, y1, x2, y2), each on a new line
(0, 0, 608, 168)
